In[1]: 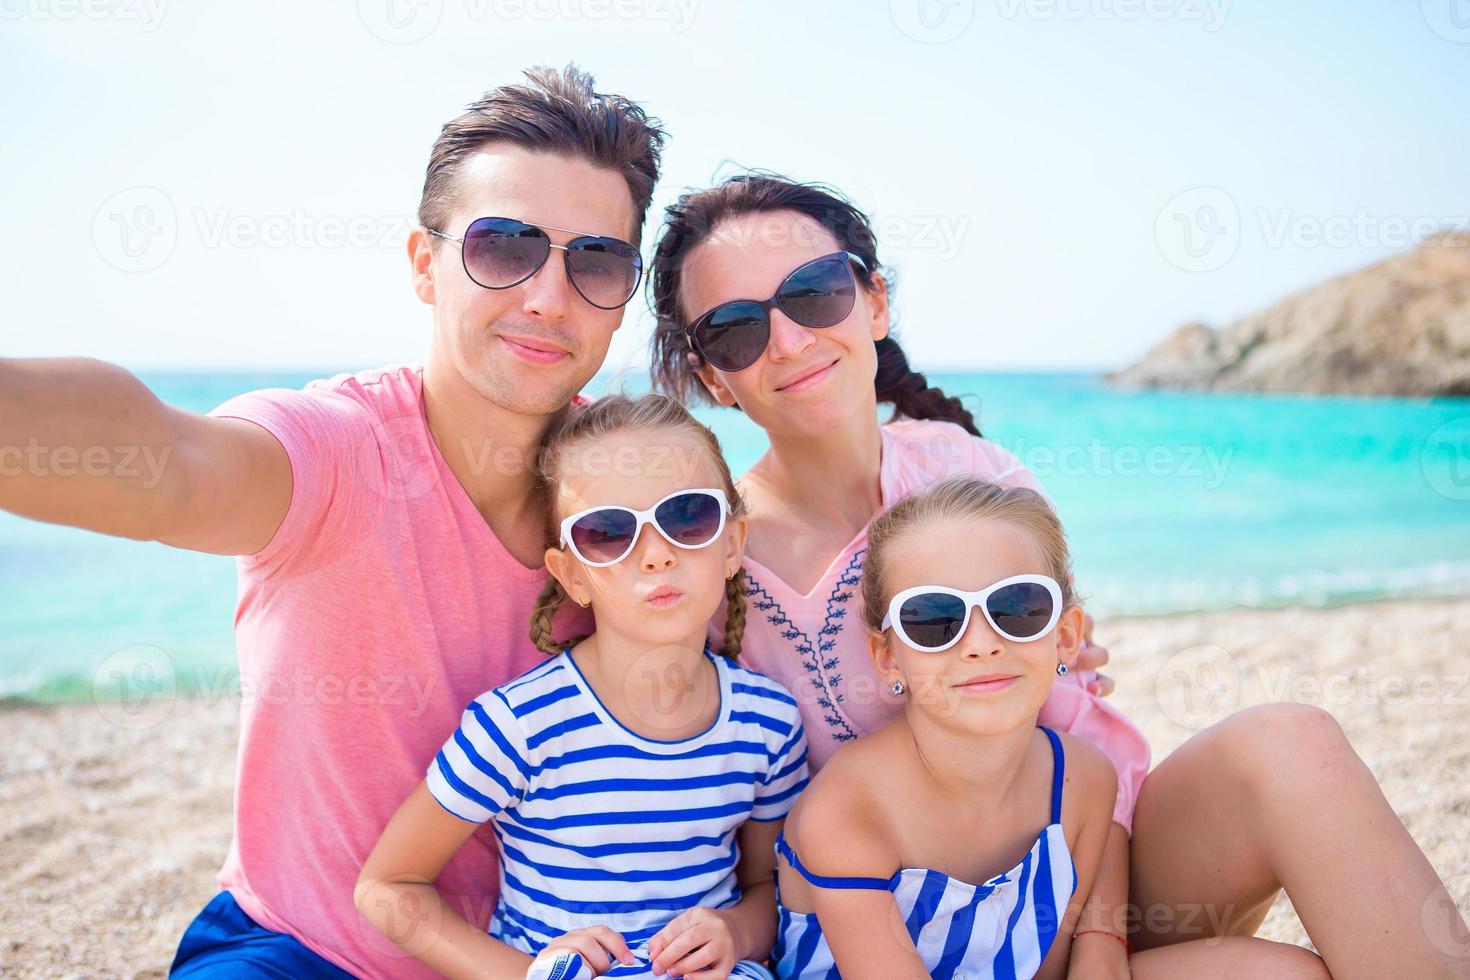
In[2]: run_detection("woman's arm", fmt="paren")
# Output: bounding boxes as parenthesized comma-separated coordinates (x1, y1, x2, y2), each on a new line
(355, 781, 538, 979)
(1035, 735, 1120, 980)
(1068, 822, 1133, 979)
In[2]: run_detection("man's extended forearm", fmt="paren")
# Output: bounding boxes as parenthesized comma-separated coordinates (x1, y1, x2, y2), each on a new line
(0, 357, 185, 538)
(0, 357, 289, 554)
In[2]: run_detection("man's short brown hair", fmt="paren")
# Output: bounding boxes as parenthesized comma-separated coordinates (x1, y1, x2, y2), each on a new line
(418, 65, 666, 244)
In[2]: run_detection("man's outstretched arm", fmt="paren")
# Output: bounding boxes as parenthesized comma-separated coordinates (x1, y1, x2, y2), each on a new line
(0, 357, 291, 556)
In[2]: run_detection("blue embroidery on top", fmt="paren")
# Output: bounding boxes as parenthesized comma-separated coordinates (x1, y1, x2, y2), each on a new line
(745, 549, 866, 743)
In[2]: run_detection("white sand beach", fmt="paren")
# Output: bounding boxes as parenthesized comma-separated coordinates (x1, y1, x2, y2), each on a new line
(3, 597, 1468, 977)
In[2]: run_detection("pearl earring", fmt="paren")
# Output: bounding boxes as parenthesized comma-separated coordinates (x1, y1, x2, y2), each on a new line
(890, 680, 905, 696)
(1056, 662, 1069, 676)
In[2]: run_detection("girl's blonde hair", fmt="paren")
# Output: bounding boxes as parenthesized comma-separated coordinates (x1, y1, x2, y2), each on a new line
(861, 477, 1079, 633)
(529, 393, 749, 659)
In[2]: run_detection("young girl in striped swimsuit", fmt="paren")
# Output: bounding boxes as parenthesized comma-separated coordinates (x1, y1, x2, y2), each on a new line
(772, 477, 1117, 979)
(357, 394, 808, 980)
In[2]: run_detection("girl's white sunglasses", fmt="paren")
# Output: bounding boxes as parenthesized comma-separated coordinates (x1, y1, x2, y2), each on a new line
(880, 574, 1063, 652)
(558, 487, 731, 568)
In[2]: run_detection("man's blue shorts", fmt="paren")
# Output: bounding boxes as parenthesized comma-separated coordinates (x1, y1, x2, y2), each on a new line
(170, 890, 358, 978)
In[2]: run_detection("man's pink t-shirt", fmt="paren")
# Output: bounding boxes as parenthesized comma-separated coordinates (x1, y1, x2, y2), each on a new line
(712, 418, 1152, 832)
(208, 363, 592, 979)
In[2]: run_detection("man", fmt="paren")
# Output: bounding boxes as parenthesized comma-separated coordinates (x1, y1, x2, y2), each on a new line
(0, 65, 662, 977)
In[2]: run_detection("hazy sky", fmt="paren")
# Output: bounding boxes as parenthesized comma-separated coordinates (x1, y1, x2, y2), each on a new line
(4, 0, 1467, 373)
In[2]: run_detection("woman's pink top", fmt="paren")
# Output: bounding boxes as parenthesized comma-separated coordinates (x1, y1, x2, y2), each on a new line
(713, 418, 1150, 833)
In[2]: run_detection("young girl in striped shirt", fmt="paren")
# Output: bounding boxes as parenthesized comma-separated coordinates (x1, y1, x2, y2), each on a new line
(771, 476, 1117, 979)
(358, 394, 808, 980)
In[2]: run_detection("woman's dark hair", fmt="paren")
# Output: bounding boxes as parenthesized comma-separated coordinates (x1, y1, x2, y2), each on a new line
(648, 173, 980, 437)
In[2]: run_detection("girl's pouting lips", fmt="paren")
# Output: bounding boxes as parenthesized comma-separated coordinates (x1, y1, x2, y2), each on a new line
(952, 674, 1021, 694)
(775, 357, 839, 393)
(645, 585, 684, 609)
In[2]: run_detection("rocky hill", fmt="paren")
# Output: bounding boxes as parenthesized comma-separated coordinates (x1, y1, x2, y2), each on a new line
(1110, 231, 1470, 397)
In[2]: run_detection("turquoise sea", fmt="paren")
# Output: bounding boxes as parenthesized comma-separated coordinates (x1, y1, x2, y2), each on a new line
(3, 369, 1468, 703)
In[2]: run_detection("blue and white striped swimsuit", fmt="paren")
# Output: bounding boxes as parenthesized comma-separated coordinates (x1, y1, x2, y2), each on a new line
(426, 646, 809, 979)
(772, 726, 1077, 980)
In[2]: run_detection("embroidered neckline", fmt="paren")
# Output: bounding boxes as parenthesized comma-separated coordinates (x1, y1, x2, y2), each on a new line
(744, 548, 866, 743)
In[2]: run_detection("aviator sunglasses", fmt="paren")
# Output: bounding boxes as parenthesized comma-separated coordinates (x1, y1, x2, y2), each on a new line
(428, 216, 643, 310)
(880, 574, 1064, 653)
(559, 488, 731, 567)
(684, 251, 868, 372)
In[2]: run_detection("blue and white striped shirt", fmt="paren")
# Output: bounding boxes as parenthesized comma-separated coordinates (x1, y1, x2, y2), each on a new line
(772, 726, 1077, 980)
(426, 645, 810, 966)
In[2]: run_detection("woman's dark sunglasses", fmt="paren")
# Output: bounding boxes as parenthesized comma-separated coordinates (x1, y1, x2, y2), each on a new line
(428, 216, 643, 310)
(684, 251, 868, 372)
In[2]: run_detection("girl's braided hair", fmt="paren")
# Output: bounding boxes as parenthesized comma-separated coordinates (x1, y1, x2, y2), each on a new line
(529, 392, 749, 660)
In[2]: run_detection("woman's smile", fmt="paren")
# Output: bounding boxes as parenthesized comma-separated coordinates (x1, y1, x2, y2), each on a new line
(775, 357, 839, 393)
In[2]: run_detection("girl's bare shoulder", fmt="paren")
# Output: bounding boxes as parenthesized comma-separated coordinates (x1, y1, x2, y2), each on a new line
(1053, 730, 1119, 835)
(789, 723, 908, 834)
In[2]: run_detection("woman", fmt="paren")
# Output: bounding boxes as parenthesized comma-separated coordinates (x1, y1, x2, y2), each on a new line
(647, 173, 1467, 979)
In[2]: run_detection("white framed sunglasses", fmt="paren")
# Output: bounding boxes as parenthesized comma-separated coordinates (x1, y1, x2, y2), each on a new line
(558, 488, 731, 568)
(880, 574, 1064, 653)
